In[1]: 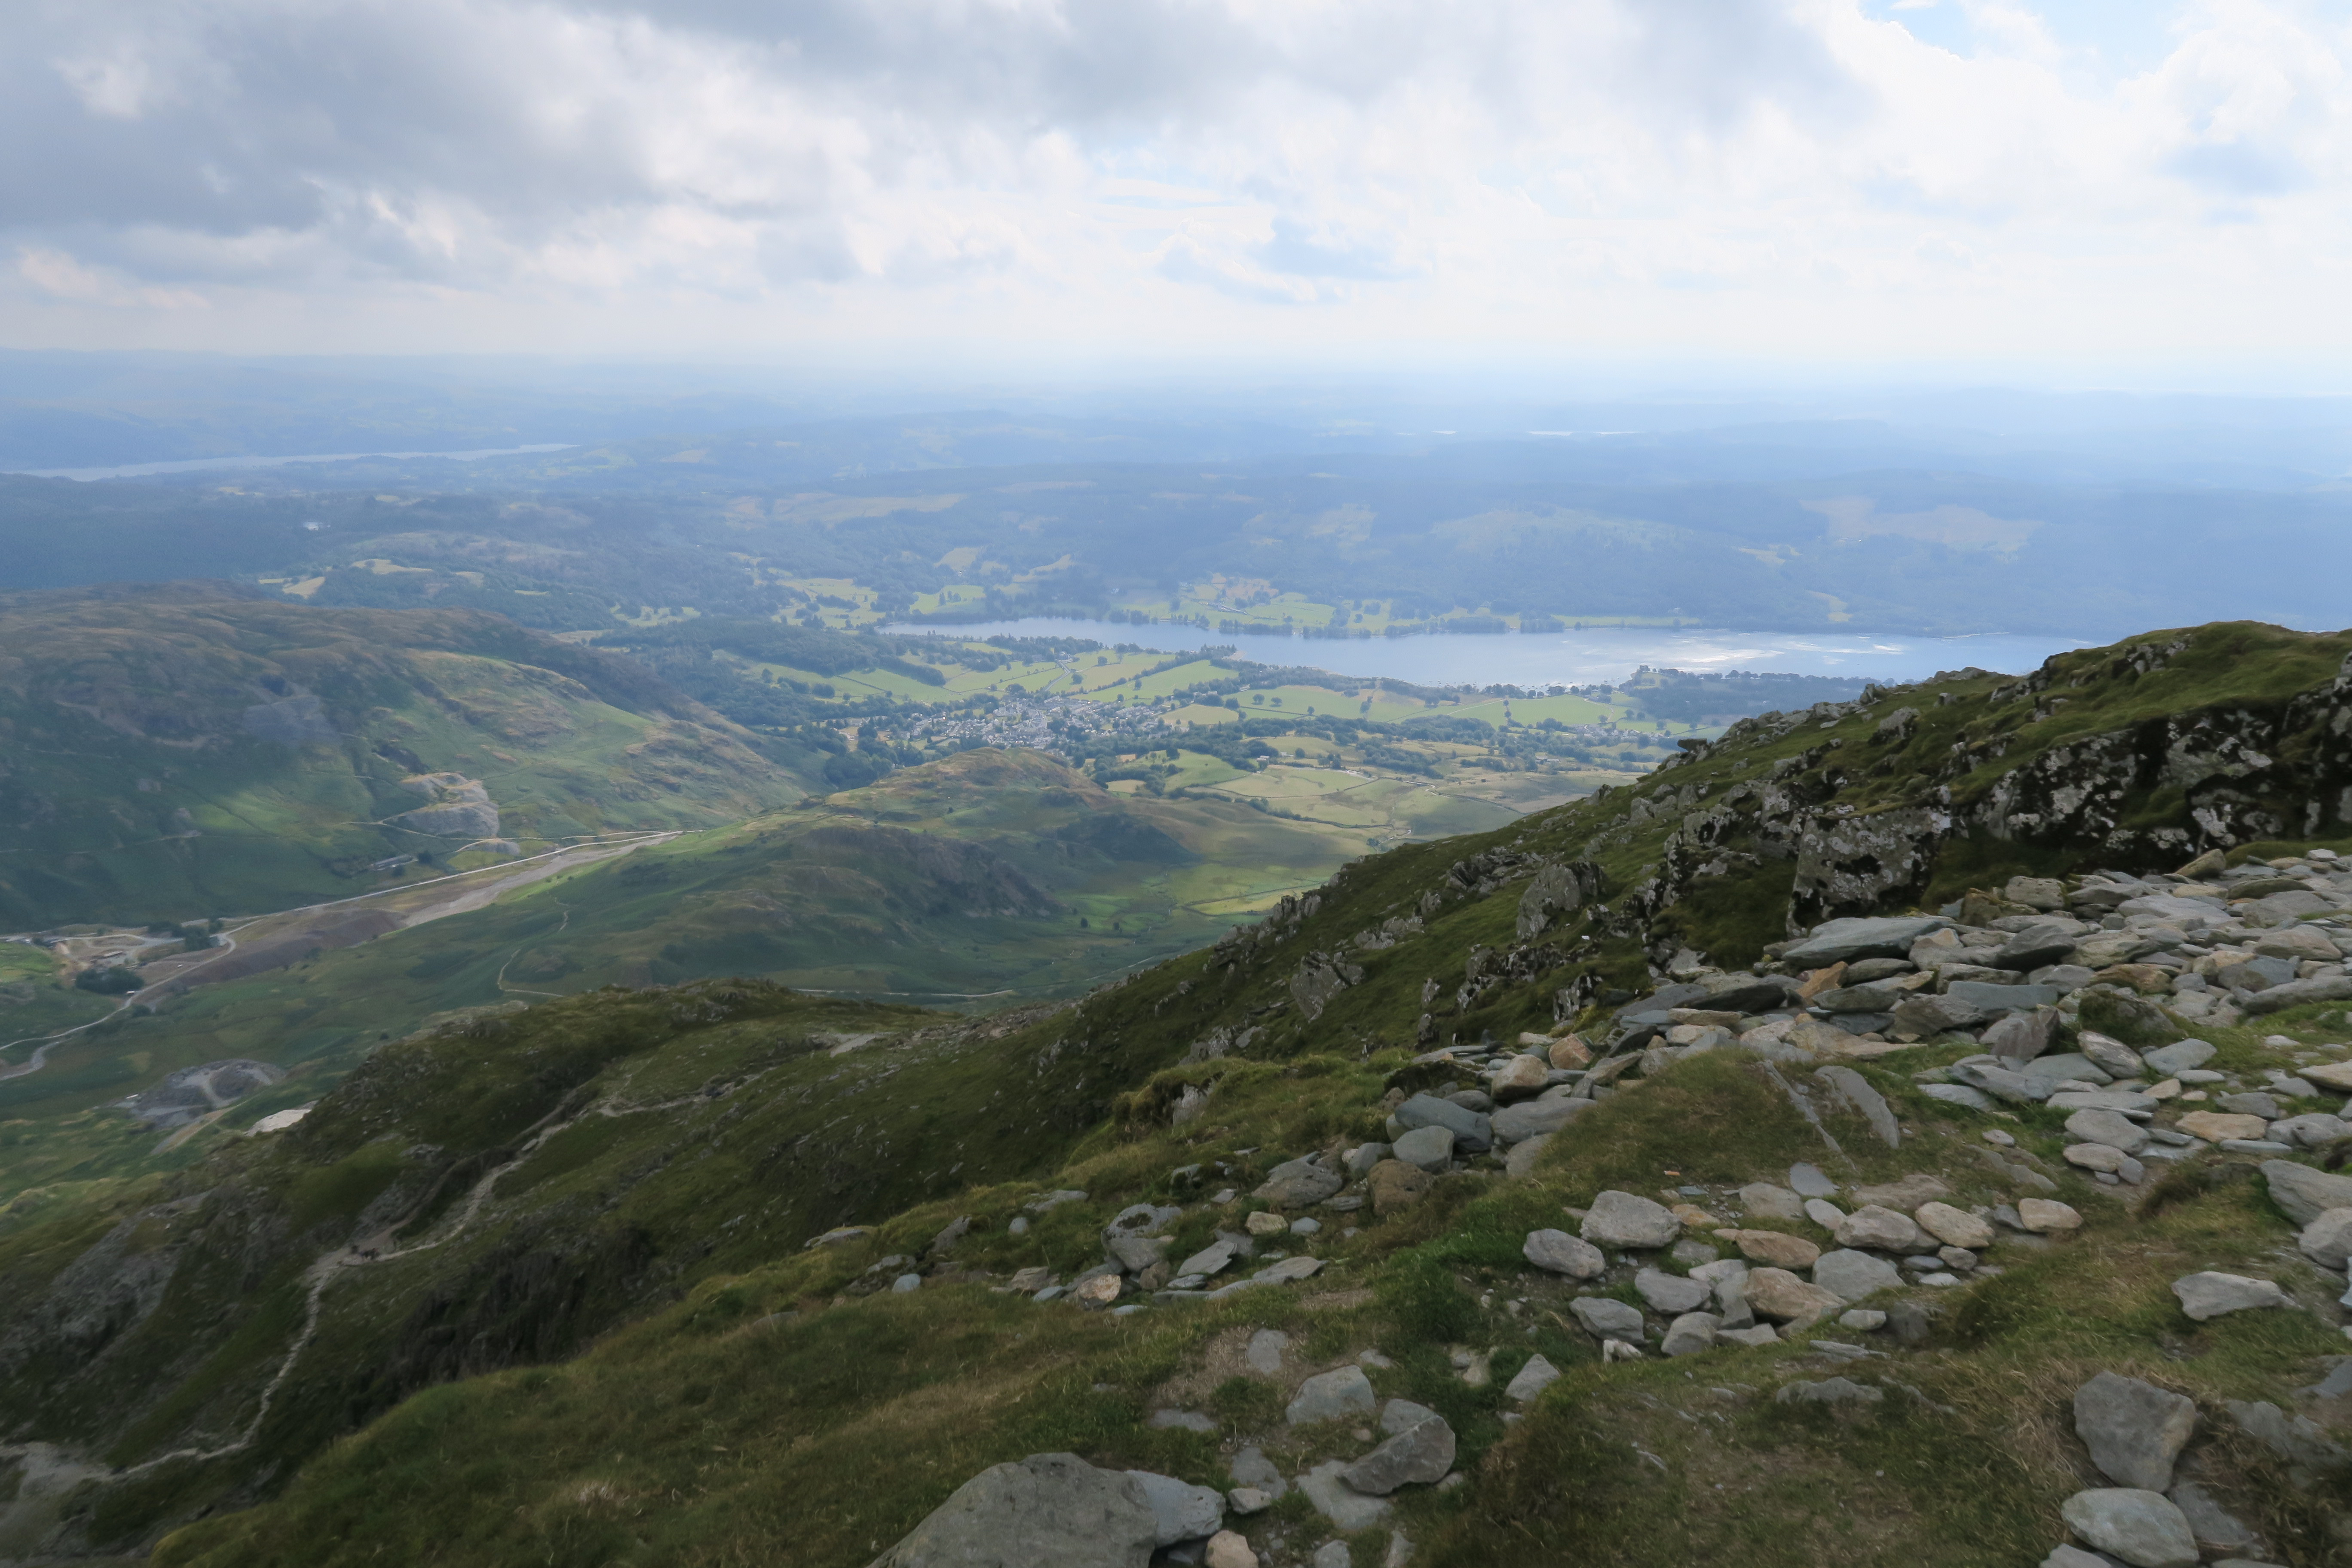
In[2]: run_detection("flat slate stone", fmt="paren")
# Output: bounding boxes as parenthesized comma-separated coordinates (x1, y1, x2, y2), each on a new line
(1783, 916, 1954, 967)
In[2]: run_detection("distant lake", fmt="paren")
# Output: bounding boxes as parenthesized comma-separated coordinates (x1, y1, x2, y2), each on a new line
(14, 444, 576, 481)
(885, 617, 2088, 688)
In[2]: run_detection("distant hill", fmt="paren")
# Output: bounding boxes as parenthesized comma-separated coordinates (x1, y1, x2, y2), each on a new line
(0, 585, 815, 929)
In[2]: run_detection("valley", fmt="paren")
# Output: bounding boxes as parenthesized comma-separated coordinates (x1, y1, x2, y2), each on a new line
(1, 619, 2348, 1567)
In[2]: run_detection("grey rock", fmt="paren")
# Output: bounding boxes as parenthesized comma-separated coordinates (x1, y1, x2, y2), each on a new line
(1294, 1460, 1390, 1530)
(1983, 1007, 2061, 1063)
(2171, 1272, 2291, 1321)
(1635, 1268, 1712, 1314)
(1286, 1366, 1377, 1425)
(2046, 1090, 2159, 1115)
(2066, 1108, 2150, 1154)
(1504, 1134, 1554, 1179)
(1106, 1203, 1183, 1240)
(1834, 1204, 1927, 1253)
(1948, 980, 2062, 1015)
(1505, 1354, 1562, 1401)
(1125, 1471, 1226, 1547)
(2167, 1482, 2262, 1558)
(1660, 1311, 1721, 1356)
(2078, 1031, 2146, 1078)
(1179, 1240, 1239, 1278)
(1773, 1376, 1883, 1406)
(1738, 1182, 1806, 1221)
(1811, 1248, 1903, 1303)
(1783, 916, 1953, 967)
(1890, 991, 1990, 1036)
(2024, 1052, 2114, 1087)
(1107, 1234, 1170, 1272)
(2225, 1399, 2351, 1469)
(2241, 974, 2352, 1014)
(1950, 1060, 2052, 1103)
(2040, 1549, 2119, 1568)
(1255, 1158, 1344, 1210)
(1715, 1324, 1781, 1348)
(1922, 1083, 1994, 1110)
(1994, 924, 2083, 971)
(1816, 1065, 1902, 1147)
(1491, 1096, 1592, 1143)
(1312, 1544, 1351, 1568)
(1392, 1125, 1456, 1172)
(2139, 1039, 2217, 1075)
(2269, 1112, 2352, 1150)
(2074, 1372, 2198, 1491)
(2297, 1207, 2352, 1268)
(1838, 1308, 1887, 1331)
(1804, 1198, 1848, 1229)
(2216, 1092, 2282, 1118)
(1581, 1190, 1681, 1249)
(1570, 1295, 1647, 1342)
(1343, 1143, 1389, 1178)
(1523, 1228, 1607, 1277)
(1788, 1162, 1838, 1197)
(868, 1453, 1159, 1568)
(1228, 1447, 1286, 1497)
(2060, 1489, 2198, 1568)
(1341, 1402, 1454, 1494)
(1393, 1092, 1493, 1152)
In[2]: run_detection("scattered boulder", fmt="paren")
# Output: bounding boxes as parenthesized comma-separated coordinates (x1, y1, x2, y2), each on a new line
(1503, 1135, 1554, 1179)
(1834, 1204, 1927, 1253)
(1341, 1401, 1455, 1495)
(1742, 1268, 1844, 1326)
(1256, 1158, 1344, 1210)
(1725, 1229, 1821, 1270)
(867, 1453, 1159, 1568)
(1391, 1126, 1455, 1172)
(2018, 1199, 2084, 1233)
(2077, 1031, 2146, 1078)
(1914, 1202, 1995, 1250)
(1125, 1471, 1226, 1547)
(2297, 1207, 2352, 1269)
(2260, 1159, 2352, 1225)
(1569, 1296, 1647, 1342)
(1286, 1367, 1377, 1425)
(1294, 1461, 1390, 1530)
(1783, 916, 1953, 967)
(1523, 1228, 1607, 1278)
(1984, 1008, 2061, 1064)
(2175, 1112, 2269, 1143)
(1504, 1354, 1561, 1401)
(1207, 1531, 1258, 1568)
(1492, 1096, 1590, 1143)
(2139, 1040, 2217, 1075)
(1810, 1249, 1902, 1304)
(2165, 1481, 2263, 1559)
(1660, 1311, 1721, 1356)
(2065, 1109, 2150, 1155)
(1634, 1268, 1713, 1314)
(2058, 1488, 2199, 1568)
(1394, 1093, 1493, 1152)
(1581, 1190, 1682, 1249)
(2073, 1372, 2198, 1491)
(2269, 1112, 2352, 1150)
(2171, 1272, 2291, 1322)
(1489, 1054, 1550, 1101)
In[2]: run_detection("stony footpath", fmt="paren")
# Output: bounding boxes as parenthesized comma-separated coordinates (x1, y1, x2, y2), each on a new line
(854, 858, 2352, 1568)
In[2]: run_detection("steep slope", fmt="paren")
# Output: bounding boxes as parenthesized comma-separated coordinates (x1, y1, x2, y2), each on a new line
(0, 585, 811, 929)
(6, 621, 2352, 1565)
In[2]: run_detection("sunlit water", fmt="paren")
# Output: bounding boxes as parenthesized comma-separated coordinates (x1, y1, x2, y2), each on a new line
(884, 618, 2086, 689)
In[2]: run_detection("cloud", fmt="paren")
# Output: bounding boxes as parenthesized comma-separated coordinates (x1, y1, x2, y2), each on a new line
(0, 0, 2349, 365)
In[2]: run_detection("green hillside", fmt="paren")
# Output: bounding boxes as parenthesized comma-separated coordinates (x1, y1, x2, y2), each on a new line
(0, 748, 1368, 1228)
(0, 585, 815, 930)
(5, 621, 2352, 1566)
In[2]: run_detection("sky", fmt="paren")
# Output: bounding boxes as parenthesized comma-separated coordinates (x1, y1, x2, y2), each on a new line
(5, 0, 2350, 378)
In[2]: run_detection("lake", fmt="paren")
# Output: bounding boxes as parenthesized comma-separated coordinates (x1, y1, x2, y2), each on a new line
(885, 618, 2086, 689)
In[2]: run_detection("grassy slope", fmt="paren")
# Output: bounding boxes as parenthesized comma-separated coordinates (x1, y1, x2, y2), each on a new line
(0, 585, 812, 931)
(0, 749, 1368, 1230)
(12, 620, 2352, 1564)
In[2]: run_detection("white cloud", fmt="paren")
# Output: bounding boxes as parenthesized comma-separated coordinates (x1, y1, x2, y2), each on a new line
(0, 0, 2348, 370)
